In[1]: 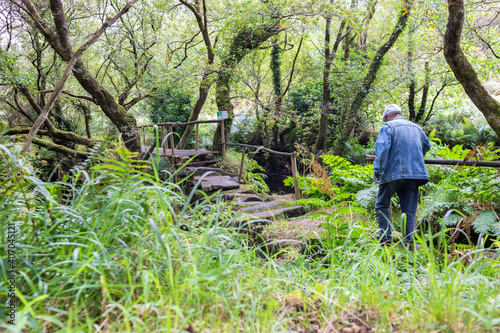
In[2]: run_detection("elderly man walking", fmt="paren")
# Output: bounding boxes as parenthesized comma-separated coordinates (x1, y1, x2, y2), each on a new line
(373, 104, 431, 250)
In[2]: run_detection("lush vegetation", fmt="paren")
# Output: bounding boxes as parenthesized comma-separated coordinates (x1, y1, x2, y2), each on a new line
(1, 0, 500, 331)
(1, 130, 500, 332)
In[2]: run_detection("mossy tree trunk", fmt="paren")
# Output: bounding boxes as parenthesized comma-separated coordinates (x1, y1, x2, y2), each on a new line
(211, 24, 282, 151)
(17, 0, 141, 153)
(177, 0, 215, 149)
(444, 0, 500, 138)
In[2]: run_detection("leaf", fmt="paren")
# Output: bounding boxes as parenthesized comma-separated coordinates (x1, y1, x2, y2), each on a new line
(443, 213, 461, 226)
(472, 210, 498, 235)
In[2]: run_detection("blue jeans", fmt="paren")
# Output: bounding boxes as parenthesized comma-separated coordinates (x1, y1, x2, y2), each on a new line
(375, 179, 419, 243)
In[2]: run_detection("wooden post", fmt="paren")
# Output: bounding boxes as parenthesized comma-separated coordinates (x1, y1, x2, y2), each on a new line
(169, 125, 175, 156)
(195, 123, 199, 151)
(142, 127, 146, 148)
(220, 119, 226, 158)
(291, 153, 300, 201)
(161, 125, 167, 155)
(238, 146, 247, 184)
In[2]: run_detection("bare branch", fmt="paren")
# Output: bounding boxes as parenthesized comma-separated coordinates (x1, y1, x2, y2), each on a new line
(39, 89, 96, 103)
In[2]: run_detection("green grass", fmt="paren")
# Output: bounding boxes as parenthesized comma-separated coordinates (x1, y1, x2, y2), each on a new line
(0, 143, 499, 332)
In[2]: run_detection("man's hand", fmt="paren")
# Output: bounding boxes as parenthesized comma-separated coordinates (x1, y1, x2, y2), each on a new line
(374, 178, 380, 184)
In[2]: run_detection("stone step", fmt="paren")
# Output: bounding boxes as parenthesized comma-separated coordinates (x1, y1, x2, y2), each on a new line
(179, 167, 230, 177)
(249, 205, 304, 220)
(177, 160, 219, 167)
(240, 201, 289, 213)
(194, 175, 240, 192)
(213, 192, 264, 204)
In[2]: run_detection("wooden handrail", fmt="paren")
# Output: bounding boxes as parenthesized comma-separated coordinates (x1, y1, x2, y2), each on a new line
(138, 119, 223, 128)
(222, 142, 300, 200)
(222, 142, 294, 157)
(365, 155, 500, 167)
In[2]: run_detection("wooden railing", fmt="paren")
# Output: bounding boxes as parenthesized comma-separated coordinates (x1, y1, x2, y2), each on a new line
(138, 120, 301, 200)
(138, 119, 226, 156)
(365, 155, 500, 167)
(223, 142, 301, 201)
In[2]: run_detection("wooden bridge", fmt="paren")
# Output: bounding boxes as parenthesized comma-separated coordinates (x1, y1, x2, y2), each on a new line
(137, 119, 302, 200)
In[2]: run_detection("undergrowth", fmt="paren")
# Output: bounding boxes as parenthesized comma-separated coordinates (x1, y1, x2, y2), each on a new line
(0, 141, 499, 332)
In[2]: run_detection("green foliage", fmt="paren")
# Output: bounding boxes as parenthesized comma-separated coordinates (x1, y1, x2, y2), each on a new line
(222, 150, 269, 195)
(427, 110, 499, 148)
(285, 154, 374, 210)
(148, 88, 192, 131)
(1, 142, 500, 332)
(473, 210, 500, 236)
(420, 142, 500, 239)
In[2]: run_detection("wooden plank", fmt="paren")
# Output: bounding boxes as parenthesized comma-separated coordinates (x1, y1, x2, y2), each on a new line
(140, 147, 218, 157)
(223, 142, 293, 157)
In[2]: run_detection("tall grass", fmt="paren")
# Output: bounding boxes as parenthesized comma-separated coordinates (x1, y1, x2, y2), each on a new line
(0, 143, 499, 332)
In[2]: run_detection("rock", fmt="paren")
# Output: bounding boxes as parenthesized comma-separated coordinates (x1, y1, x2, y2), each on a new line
(179, 167, 229, 177)
(249, 205, 304, 220)
(195, 175, 240, 192)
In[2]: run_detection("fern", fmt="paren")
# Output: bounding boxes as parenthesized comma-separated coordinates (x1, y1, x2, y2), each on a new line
(472, 210, 499, 236)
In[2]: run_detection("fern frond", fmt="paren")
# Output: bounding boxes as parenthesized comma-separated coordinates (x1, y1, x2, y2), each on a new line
(472, 210, 498, 235)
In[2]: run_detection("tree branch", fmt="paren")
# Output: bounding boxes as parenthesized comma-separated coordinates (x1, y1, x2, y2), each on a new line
(5, 127, 99, 148)
(21, 0, 140, 154)
(32, 137, 89, 157)
(39, 89, 96, 103)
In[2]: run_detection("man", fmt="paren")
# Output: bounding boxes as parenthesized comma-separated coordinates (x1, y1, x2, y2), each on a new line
(373, 104, 431, 250)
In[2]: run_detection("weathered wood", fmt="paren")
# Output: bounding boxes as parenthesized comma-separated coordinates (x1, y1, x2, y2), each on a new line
(169, 125, 175, 156)
(195, 123, 199, 151)
(141, 147, 218, 157)
(161, 125, 167, 155)
(292, 154, 300, 200)
(238, 146, 247, 184)
(138, 119, 223, 128)
(221, 119, 226, 158)
(365, 155, 500, 167)
(223, 142, 294, 157)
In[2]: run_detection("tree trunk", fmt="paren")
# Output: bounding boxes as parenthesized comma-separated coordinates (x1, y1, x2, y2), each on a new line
(315, 17, 346, 152)
(270, 42, 282, 150)
(415, 61, 430, 124)
(211, 25, 281, 151)
(407, 26, 416, 121)
(444, 0, 500, 137)
(18, 0, 141, 153)
(177, 0, 215, 149)
(177, 73, 213, 149)
(336, 0, 413, 155)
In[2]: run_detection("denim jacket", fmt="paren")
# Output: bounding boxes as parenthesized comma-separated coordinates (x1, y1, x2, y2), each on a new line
(373, 116, 431, 185)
